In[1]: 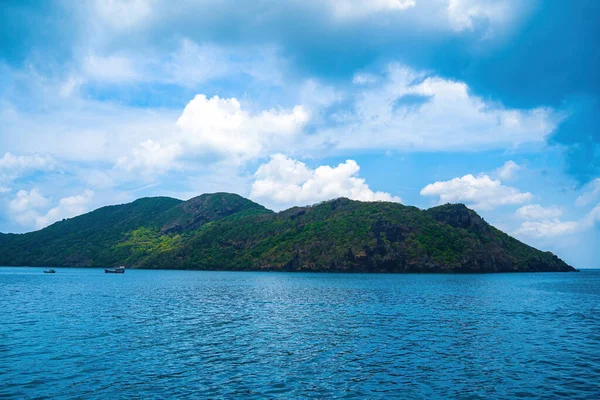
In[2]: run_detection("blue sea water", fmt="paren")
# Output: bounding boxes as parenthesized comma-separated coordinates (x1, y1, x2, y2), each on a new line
(1, 268, 599, 399)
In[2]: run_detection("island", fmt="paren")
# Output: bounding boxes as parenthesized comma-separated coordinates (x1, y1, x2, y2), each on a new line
(0, 193, 575, 272)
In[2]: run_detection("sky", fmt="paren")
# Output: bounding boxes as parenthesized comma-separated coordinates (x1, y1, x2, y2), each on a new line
(0, 0, 599, 268)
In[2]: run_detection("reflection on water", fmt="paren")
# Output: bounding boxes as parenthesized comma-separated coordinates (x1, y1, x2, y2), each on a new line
(1, 268, 599, 398)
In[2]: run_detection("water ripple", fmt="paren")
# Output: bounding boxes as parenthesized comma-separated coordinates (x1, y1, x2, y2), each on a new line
(0, 268, 599, 398)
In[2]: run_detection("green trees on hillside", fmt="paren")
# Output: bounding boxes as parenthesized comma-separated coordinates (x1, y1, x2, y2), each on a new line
(0, 193, 574, 272)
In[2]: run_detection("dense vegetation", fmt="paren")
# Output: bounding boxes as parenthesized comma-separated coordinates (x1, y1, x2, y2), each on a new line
(0, 193, 575, 272)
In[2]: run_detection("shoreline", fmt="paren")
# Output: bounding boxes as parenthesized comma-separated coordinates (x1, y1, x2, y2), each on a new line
(0, 265, 582, 274)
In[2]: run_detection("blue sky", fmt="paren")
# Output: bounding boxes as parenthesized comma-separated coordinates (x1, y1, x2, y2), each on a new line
(1, 0, 599, 267)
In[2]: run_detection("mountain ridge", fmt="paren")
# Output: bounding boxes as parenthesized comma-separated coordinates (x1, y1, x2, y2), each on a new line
(0, 193, 576, 272)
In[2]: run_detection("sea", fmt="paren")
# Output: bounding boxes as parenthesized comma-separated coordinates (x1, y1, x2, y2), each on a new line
(1, 267, 599, 399)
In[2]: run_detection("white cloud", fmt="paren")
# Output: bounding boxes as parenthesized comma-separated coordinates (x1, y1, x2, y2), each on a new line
(420, 173, 532, 210)
(514, 220, 580, 239)
(446, 0, 520, 34)
(9, 189, 51, 214)
(5, 55, 558, 180)
(79, 169, 116, 189)
(330, 0, 416, 19)
(297, 79, 342, 110)
(496, 160, 521, 180)
(175, 95, 309, 161)
(86, 63, 560, 175)
(1, 90, 178, 164)
(318, 64, 560, 152)
(59, 75, 85, 97)
(81, 0, 529, 42)
(2, 59, 307, 184)
(165, 40, 288, 88)
(83, 53, 140, 83)
(93, 0, 153, 31)
(586, 204, 600, 226)
(8, 189, 94, 230)
(513, 203, 600, 239)
(0, 152, 55, 176)
(516, 204, 562, 220)
(116, 140, 182, 174)
(70, 40, 288, 90)
(40, 190, 95, 228)
(353, 73, 378, 85)
(163, 40, 236, 87)
(575, 178, 600, 207)
(119, 95, 310, 172)
(0, 153, 54, 204)
(1, 42, 292, 169)
(250, 154, 400, 209)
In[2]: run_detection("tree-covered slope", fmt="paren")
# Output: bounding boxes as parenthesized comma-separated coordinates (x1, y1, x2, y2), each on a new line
(0, 193, 575, 272)
(159, 192, 271, 234)
(0, 193, 268, 267)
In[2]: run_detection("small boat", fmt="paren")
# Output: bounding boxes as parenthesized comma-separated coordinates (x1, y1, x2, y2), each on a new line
(43, 269, 56, 274)
(105, 266, 125, 274)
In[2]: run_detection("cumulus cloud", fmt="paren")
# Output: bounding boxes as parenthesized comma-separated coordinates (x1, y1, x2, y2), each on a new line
(514, 219, 580, 239)
(4, 57, 558, 181)
(250, 154, 400, 209)
(515, 204, 563, 220)
(41, 190, 95, 228)
(9, 189, 51, 215)
(118, 95, 310, 172)
(177, 95, 309, 159)
(513, 203, 600, 239)
(8, 189, 94, 230)
(420, 173, 532, 210)
(320, 64, 560, 152)
(496, 160, 521, 180)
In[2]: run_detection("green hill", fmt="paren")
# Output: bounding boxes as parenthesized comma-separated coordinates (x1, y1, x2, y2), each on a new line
(0, 193, 575, 272)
